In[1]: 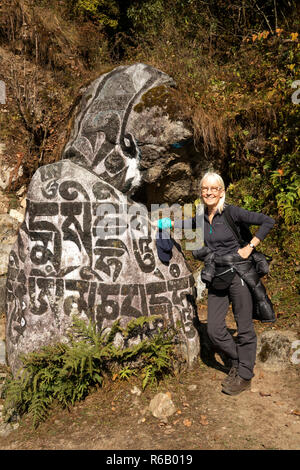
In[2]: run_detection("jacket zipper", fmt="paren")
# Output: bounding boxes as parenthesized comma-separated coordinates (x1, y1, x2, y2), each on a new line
(216, 267, 235, 277)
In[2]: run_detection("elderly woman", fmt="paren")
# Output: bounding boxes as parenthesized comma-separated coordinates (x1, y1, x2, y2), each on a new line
(195, 171, 275, 395)
(158, 171, 275, 395)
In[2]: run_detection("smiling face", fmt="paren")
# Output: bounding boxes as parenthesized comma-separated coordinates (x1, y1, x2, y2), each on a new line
(200, 176, 225, 210)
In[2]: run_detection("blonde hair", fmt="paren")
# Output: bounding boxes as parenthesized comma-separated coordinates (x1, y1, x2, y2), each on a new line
(199, 171, 226, 213)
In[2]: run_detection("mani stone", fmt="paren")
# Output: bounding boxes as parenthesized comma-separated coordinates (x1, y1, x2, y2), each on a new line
(5, 63, 200, 375)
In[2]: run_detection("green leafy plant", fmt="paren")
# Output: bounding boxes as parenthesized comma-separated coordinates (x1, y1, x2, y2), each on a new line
(67, 0, 119, 28)
(269, 165, 300, 226)
(3, 315, 177, 428)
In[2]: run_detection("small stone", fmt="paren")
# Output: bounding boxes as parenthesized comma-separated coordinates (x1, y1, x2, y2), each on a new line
(187, 384, 197, 391)
(164, 428, 174, 434)
(20, 197, 26, 209)
(257, 331, 292, 371)
(149, 392, 176, 420)
(9, 209, 24, 223)
(0, 193, 9, 214)
(16, 186, 26, 197)
(183, 418, 192, 427)
(131, 386, 142, 396)
(259, 391, 272, 397)
(0, 339, 6, 362)
(0, 423, 12, 437)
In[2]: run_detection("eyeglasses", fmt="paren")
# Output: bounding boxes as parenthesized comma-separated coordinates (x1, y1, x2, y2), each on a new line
(201, 186, 222, 194)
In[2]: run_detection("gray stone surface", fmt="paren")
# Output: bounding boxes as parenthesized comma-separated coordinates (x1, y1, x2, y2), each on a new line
(257, 330, 296, 371)
(6, 64, 200, 375)
(63, 64, 206, 205)
(0, 147, 23, 190)
(0, 276, 7, 315)
(0, 340, 6, 365)
(0, 214, 20, 276)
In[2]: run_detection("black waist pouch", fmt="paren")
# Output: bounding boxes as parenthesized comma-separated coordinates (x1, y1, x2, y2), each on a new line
(211, 266, 236, 290)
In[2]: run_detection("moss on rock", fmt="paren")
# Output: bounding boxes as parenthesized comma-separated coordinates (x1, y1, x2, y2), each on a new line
(134, 85, 182, 121)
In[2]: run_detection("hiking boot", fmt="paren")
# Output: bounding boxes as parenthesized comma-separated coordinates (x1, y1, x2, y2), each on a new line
(221, 365, 238, 387)
(222, 375, 251, 396)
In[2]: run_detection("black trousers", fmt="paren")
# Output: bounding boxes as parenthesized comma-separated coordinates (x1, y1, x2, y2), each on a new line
(207, 274, 257, 380)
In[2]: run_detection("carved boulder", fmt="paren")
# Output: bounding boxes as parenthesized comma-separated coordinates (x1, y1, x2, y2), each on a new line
(5, 63, 200, 375)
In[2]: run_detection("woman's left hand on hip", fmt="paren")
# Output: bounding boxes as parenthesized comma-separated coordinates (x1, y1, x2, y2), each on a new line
(237, 245, 253, 259)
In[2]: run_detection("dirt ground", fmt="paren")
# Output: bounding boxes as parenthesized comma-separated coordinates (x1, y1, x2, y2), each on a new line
(0, 307, 299, 451)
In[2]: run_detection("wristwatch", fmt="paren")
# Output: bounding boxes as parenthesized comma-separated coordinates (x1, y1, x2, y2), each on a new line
(249, 242, 255, 249)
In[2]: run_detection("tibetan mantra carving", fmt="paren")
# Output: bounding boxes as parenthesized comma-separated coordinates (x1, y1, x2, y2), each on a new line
(6, 64, 200, 374)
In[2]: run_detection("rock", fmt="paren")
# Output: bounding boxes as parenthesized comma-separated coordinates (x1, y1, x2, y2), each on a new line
(0, 423, 13, 438)
(131, 386, 142, 396)
(0, 412, 19, 436)
(0, 214, 20, 241)
(137, 417, 146, 424)
(187, 384, 197, 391)
(291, 340, 300, 365)
(107, 68, 207, 205)
(20, 197, 27, 209)
(0, 372, 6, 398)
(9, 209, 25, 223)
(0, 245, 14, 278)
(0, 214, 20, 276)
(16, 186, 27, 197)
(5, 64, 200, 376)
(257, 330, 294, 370)
(149, 392, 176, 419)
(0, 143, 24, 191)
(0, 340, 5, 365)
(0, 161, 23, 191)
(194, 270, 206, 301)
(0, 276, 7, 316)
(0, 191, 9, 214)
(245, 137, 267, 155)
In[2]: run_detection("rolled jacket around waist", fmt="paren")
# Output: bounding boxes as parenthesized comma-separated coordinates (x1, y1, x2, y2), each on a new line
(193, 247, 275, 323)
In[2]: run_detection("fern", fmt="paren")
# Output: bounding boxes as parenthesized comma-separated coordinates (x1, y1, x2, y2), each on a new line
(28, 393, 52, 428)
(142, 366, 152, 389)
(118, 366, 137, 381)
(3, 314, 178, 427)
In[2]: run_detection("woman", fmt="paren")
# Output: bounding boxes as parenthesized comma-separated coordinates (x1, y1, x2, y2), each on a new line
(196, 172, 275, 395)
(159, 171, 275, 395)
